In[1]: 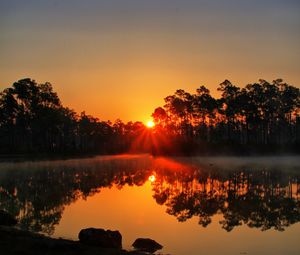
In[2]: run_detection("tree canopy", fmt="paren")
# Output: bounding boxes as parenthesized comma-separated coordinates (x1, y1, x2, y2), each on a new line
(152, 79, 300, 154)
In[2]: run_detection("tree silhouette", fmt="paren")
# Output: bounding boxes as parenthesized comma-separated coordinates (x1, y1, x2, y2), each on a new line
(151, 78, 300, 154)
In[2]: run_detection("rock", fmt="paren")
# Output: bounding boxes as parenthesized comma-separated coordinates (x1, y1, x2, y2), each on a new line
(132, 238, 163, 253)
(0, 210, 17, 226)
(127, 251, 150, 255)
(78, 228, 122, 248)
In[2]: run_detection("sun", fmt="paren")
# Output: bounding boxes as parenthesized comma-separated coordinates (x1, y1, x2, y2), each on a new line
(146, 120, 155, 128)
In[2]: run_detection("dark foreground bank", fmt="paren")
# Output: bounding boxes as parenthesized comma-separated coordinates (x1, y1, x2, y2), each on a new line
(0, 226, 167, 255)
(0, 210, 165, 255)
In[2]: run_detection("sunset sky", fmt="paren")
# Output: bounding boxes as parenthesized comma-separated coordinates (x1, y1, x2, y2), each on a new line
(1, 0, 299, 123)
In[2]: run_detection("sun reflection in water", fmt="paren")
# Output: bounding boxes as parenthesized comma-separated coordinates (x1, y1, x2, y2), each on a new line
(148, 174, 156, 183)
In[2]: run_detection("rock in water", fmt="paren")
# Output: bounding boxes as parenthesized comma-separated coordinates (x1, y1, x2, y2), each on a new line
(0, 210, 17, 226)
(132, 238, 163, 253)
(78, 228, 122, 248)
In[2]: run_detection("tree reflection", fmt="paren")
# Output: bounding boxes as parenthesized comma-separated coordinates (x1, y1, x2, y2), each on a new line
(0, 157, 299, 234)
(152, 167, 300, 231)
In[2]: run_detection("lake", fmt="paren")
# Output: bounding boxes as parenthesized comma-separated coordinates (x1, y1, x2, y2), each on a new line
(0, 154, 299, 255)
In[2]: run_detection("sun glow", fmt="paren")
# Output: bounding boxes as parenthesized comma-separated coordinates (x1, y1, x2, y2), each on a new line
(146, 120, 155, 128)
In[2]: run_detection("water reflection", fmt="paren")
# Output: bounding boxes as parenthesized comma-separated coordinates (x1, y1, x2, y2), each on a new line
(0, 155, 299, 236)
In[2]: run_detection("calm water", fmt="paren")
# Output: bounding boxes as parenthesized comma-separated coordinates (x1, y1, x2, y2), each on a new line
(0, 155, 300, 255)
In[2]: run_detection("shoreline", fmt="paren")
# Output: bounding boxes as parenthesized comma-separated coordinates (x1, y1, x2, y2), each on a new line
(0, 226, 153, 255)
(0, 148, 300, 163)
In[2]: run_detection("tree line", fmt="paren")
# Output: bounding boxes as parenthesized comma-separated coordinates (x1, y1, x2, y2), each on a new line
(0, 78, 148, 154)
(152, 79, 300, 154)
(0, 78, 299, 154)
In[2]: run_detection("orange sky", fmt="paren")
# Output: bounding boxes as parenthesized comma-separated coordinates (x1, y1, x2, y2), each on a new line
(1, 1, 299, 123)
